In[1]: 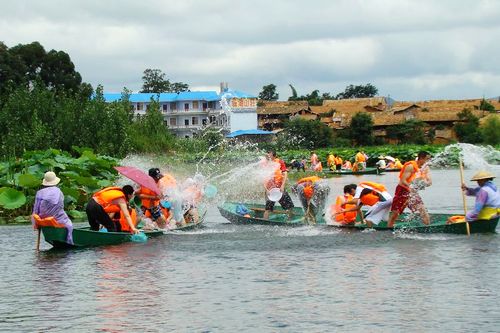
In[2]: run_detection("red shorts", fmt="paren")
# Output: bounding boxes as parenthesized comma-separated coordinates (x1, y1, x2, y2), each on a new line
(391, 185, 424, 214)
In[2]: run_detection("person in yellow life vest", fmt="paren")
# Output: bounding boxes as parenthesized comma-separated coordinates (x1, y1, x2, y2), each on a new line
(263, 150, 294, 220)
(342, 160, 352, 170)
(338, 182, 393, 227)
(330, 184, 357, 225)
(86, 185, 139, 234)
(388, 151, 432, 227)
(394, 158, 403, 169)
(327, 153, 336, 170)
(292, 176, 330, 224)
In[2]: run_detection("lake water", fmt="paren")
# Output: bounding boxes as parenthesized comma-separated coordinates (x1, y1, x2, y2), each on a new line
(1, 169, 499, 332)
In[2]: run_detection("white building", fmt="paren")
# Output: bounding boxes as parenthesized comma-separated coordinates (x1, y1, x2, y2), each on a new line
(103, 85, 258, 138)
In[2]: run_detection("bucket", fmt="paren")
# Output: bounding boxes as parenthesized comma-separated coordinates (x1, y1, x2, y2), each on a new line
(204, 184, 218, 198)
(268, 188, 283, 202)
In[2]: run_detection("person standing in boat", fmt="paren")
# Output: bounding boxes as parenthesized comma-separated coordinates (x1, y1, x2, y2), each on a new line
(387, 151, 432, 227)
(263, 150, 294, 220)
(462, 171, 500, 221)
(31, 171, 73, 244)
(292, 176, 330, 224)
(147, 167, 183, 228)
(86, 185, 139, 234)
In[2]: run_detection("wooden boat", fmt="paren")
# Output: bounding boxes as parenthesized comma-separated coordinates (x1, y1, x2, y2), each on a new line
(328, 167, 382, 175)
(380, 168, 401, 173)
(218, 202, 498, 235)
(40, 220, 204, 249)
(289, 167, 382, 179)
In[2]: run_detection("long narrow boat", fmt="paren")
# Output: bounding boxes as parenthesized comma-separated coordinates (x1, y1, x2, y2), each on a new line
(40, 220, 204, 249)
(380, 168, 401, 173)
(218, 202, 498, 235)
(289, 167, 382, 179)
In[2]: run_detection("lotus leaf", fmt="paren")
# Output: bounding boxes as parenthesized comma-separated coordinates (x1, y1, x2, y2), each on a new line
(27, 164, 44, 175)
(0, 187, 27, 209)
(13, 216, 28, 223)
(74, 176, 99, 187)
(18, 174, 41, 188)
(97, 179, 113, 188)
(68, 210, 85, 219)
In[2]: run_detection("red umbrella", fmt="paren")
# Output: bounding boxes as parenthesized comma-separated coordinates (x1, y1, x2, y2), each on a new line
(114, 166, 161, 195)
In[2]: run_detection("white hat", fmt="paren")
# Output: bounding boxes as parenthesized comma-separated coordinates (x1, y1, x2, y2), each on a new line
(42, 171, 60, 186)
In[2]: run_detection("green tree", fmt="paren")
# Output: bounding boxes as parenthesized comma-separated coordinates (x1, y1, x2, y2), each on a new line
(282, 118, 334, 149)
(454, 108, 483, 143)
(140, 68, 189, 93)
(336, 83, 378, 99)
(348, 112, 374, 146)
(141, 69, 171, 93)
(479, 99, 495, 112)
(386, 119, 428, 144)
(1, 41, 83, 96)
(480, 115, 500, 145)
(258, 84, 279, 101)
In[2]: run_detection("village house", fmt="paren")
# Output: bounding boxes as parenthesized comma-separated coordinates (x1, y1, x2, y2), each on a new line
(103, 83, 258, 138)
(256, 96, 499, 143)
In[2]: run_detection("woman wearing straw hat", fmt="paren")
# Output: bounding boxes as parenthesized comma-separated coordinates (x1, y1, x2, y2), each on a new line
(462, 171, 500, 221)
(31, 171, 73, 244)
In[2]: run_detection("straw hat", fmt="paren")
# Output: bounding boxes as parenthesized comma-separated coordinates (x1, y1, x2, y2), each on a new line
(42, 171, 60, 186)
(470, 171, 496, 181)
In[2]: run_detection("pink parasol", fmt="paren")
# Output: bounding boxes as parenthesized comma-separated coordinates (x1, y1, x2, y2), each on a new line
(114, 166, 161, 195)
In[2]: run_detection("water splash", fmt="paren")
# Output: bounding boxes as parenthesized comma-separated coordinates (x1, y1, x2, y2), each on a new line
(430, 143, 500, 170)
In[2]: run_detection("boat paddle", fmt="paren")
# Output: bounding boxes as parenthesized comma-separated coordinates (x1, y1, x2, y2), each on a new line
(459, 158, 470, 236)
(36, 228, 41, 251)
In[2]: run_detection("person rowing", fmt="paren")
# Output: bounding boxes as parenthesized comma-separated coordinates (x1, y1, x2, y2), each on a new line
(461, 171, 499, 221)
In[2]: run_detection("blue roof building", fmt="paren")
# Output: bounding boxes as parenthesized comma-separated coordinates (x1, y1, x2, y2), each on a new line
(102, 83, 257, 138)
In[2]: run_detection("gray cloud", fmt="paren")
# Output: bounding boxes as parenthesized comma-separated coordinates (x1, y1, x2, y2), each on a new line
(1, 0, 499, 100)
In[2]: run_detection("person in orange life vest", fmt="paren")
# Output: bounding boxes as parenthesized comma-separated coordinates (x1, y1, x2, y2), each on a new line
(388, 151, 432, 228)
(342, 160, 352, 170)
(335, 155, 343, 171)
(330, 184, 357, 225)
(86, 185, 139, 233)
(340, 182, 393, 227)
(181, 177, 203, 225)
(263, 150, 294, 220)
(292, 176, 330, 224)
(148, 167, 181, 228)
(354, 150, 367, 171)
(112, 205, 139, 232)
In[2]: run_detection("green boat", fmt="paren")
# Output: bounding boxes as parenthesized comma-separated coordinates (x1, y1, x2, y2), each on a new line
(289, 167, 382, 179)
(380, 168, 401, 173)
(40, 221, 204, 249)
(218, 202, 498, 235)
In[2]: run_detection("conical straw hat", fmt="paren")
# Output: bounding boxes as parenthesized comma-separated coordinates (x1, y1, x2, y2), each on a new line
(470, 171, 496, 181)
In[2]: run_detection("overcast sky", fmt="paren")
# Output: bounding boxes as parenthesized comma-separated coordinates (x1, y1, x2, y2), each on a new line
(1, 0, 499, 101)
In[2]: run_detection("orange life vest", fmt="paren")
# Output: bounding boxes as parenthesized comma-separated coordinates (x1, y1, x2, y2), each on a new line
(333, 194, 357, 223)
(399, 161, 419, 185)
(265, 158, 284, 190)
(335, 156, 343, 165)
(136, 186, 159, 209)
(93, 187, 126, 213)
(158, 174, 177, 193)
(297, 176, 321, 200)
(358, 182, 387, 206)
(355, 152, 366, 163)
(115, 208, 138, 232)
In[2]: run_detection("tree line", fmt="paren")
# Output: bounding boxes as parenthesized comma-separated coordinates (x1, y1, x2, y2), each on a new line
(258, 83, 378, 105)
